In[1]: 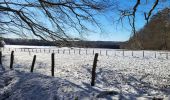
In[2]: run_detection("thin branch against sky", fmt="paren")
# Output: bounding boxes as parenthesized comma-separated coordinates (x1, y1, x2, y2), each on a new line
(0, 0, 169, 41)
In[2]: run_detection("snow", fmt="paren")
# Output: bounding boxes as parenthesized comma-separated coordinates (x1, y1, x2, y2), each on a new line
(0, 45, 170, 100)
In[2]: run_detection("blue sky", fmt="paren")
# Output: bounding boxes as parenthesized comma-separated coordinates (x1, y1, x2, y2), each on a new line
(84, 0, 170, 41)
(3, 0, 170, 41)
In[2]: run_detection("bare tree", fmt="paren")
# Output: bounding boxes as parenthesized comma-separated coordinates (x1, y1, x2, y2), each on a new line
(0, 0, 114, 42)
(124, 8, 170, 50)
(116, 0, 169, 48)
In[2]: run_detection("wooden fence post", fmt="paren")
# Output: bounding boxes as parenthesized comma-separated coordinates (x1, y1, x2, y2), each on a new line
(10, 51, 14, 70)
(100, 50, 101, 55)
(122, 50, 124, 56)
(155, 52, 157, 58)
(93, 50, 94, 55)
(106, 50, 108, 56)
(86, 49, 87, 55)
(30, 55, 36, 72)
(0, 51, 2, 65)
(79, 49, 81, 55)
(69, 49, 70, 54)
(58, 49, 59, 54)
(51, 53, 55, 76)
(166, 53, 168, 59)
(91, 53, 99, 86)
(29, 51, 31, 55)
(143, 51, 144, 58)
(132, 51, 134, 57)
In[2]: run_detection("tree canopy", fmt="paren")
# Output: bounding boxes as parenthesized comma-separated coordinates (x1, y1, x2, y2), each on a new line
(0, 0, 114, 41)
(0, 0, 169, 42)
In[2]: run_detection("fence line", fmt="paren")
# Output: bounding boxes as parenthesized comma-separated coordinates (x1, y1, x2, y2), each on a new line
(0, 47, 170, 59)
(0, 49, 169, 87)
(0, 51, 100, 86)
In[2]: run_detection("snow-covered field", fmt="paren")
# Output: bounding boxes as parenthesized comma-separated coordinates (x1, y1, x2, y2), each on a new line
(0, 45, 170, 100)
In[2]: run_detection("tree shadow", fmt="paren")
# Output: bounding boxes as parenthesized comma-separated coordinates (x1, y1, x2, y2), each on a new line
(82, 64, 170, 99)
(0, 70, 105, 100)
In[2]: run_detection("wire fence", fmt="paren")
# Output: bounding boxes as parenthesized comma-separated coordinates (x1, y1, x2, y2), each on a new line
(0, 47, 170, 59)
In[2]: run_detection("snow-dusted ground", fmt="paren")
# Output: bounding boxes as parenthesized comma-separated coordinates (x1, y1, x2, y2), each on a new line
(0, 45, 170, 100)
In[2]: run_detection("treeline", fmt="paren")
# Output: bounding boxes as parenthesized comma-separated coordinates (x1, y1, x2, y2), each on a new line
(123, 8, 170, 50)
(3, 38, 121, 49)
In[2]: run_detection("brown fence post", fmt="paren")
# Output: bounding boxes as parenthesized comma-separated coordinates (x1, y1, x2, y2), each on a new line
(91, 53, 99, 86)
(123, 50, 124, 56)
(0, 51, 2, 65)
(51, 53, 55, 76)
(132, 51, 134, 57)
(143, 51, 144, 58)
(10, 51, 14, 70)
(30, 55, 36, 72)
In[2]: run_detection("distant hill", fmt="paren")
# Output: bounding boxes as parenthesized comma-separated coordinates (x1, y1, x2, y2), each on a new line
(3, 38, 122, 49)
(124, 8, 170, 50)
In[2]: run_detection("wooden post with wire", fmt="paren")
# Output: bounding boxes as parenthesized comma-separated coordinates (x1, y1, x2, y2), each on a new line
(79, 49, 81, 55)
(30, 55, 36, 72)
(0, 51, 2, 65)
(10, 51, 14, 70)
(91, 53, 99, 86)
(51, 53, 55, 76)
(106, 50, 108, 56)
(155, 52, 157, 58)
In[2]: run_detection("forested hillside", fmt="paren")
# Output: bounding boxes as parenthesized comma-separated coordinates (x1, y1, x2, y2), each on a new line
(3, 38, 121, 49)
(124, 8, 170, 50)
